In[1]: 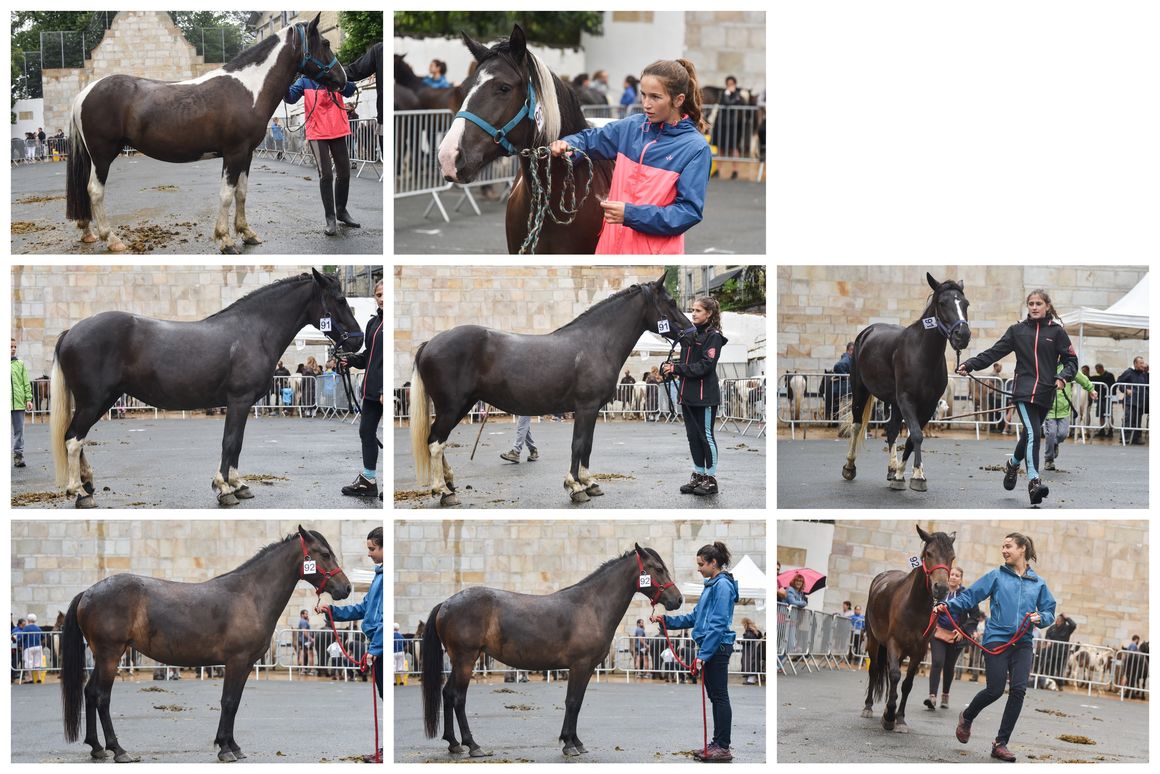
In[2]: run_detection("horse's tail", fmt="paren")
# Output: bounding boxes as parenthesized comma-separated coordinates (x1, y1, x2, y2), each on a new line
(790, 374, 804, 421)
(422, 602, 445, 738)
(868, 641, 889, 704)
(410, 346, 432, 488)
(50, 332, 75, 489)
(65, 92, 92, 223)
(61, 591, 87, 743)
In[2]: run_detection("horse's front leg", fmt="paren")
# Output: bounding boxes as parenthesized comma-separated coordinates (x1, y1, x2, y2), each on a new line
(214, 660, 253, 762)
(559, 667, 596, 755)
(564, 408, 597, 503)
(897, 397, 928, 491)
(227, 441, 253, 501)
(213, 402, 250, 506)
(214, 163, 241, 254)
(894, 655, 923, 733)
(577, 410, 602, 497)
(232, 160, 262, 246)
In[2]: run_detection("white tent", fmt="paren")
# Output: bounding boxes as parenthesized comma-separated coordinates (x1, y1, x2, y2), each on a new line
(1060, 274, 1149, 360)
(627, 311, 767, 377)
(680, 555, 768, 611)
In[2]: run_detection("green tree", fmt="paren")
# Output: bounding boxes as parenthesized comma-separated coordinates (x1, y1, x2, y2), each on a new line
(394, 11, 602, 47)
(712, 266, 766, 312)
(337, 11, 383, 62)
(10, 11, 94, 53)
(168, 11, 250, 63)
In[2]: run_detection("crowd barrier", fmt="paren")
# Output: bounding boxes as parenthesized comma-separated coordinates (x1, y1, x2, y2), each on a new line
(776, 604, 1148, 700)
(252, 118, 381, 181)
(580, 103, 766, 167)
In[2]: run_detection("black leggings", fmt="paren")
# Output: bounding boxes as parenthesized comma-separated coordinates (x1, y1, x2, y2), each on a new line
(309, 137, 351, 216)
(361, 397, 383, 472)
(682, 404, 720, 476)
(928, 639, 965, 695)
(1012, 401, 1047, 480)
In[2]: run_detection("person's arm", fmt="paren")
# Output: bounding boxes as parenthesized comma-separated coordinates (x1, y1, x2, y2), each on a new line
(1035, 583, 1057, 629)
(344, 45, 376, 81)
(663, 599, 699, 631)
(623, 144, 711, 236)
(324, 597, 366, 622)
(1054, 328, 1078, 384)
(558, 117, 629, 163)
(945, 570, 995, 615)
(674, 331, 724, 380)
(285, 77, 306, 104)
(1074, 369, 1094, 392)
(960, 328, 1016, 373)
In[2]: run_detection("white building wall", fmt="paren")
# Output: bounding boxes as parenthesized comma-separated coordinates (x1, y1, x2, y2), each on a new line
(12, 98, 45, 140)
(394, 35, 586, 91)
(580, 11, 687, 101)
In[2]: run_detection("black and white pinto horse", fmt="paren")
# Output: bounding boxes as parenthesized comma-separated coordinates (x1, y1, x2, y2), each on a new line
(66, 14, 346, 254)
(49, 270, 363, 508)
(842, 273, 971, 491)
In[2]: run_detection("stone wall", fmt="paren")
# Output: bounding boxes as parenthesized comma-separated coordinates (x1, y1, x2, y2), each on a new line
(684, 11, 766, 92)
(779, 519, 1148, 649)
(11, 519, 381, 631)
(776, 265, 1148, 376)
(394, 520, 767, 643)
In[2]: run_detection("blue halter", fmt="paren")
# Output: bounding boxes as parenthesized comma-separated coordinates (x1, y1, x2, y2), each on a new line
(296, 23, 339, 79)
(455, 79, 538, 157)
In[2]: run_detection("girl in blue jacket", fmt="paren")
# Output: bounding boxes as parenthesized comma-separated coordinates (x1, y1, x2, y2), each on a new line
(938, 532, 1056, 763)
(652, 542, 739, 763)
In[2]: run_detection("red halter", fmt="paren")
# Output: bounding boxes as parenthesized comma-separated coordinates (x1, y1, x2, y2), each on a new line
(921, 557, 952, 592)
(635, 552, 676, 605)
(298, 535, 345, 596)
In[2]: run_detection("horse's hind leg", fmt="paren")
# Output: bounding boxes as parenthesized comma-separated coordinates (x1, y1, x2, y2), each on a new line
(897, 397, 928, 491)
(232, 157, 262, 246)
(893, 655, 923, 733)
(91, 647, 138, 762)
(83, 660, 107, 758)
(86, 150, 126, 252)
(430, 404, 469, 506)
(843, 390, 874, 481)
(448, 655, 491, 757)
(65, 407, 103, 508)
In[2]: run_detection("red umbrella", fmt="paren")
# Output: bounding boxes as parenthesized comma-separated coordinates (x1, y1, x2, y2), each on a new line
(777, 567, 826, 595)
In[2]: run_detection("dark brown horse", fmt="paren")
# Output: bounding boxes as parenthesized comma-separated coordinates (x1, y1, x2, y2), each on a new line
(436, 25, 612, 253)
(842, 273, 971, 491)
(61, 526, 351, 762)
(66, 14, 345, 254)
(862, 525, 956, 732)
(422, 544, 682, 757)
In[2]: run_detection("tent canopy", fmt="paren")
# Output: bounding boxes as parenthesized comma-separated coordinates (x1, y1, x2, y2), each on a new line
(1060, 274, 1149, 341)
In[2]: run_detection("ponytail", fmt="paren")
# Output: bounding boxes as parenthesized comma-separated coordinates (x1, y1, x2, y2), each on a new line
(642, 58, 709, 134)
(697, 541, 731, 569)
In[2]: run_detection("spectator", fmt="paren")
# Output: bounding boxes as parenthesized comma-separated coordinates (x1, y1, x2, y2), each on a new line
(1044, 362, 1096, 470)
(849, 605, 866, 659)
(393, 622, 407, 685)
(11, 337, 33, 468)
(423, 59, 451, 89)
(711, 76, 745, 165)
(272, 360, 291, 415)
(1116, 356, 1148, 445)
(618, 368, 636, 413)
(1126, 635, 1141, 652)
(301, 356, 321, 418)
(925, 567, 980, 710)
(21, 613, 44, 684)
(740, 617, 764, 685)
(500, 416, 539, 463)
(295, 610, 315, 674)
(633, 618, 649, 674)
(620, 75, 639, 109)
(830, 341, 855, 419)
(1091, 363, 1116, 437)
(644, 366, 663, 420)
(270, 117, 285, 160)
(591, 69, 610, 97)
(36, 127, 47, 161)
(11, 618, 25, 683)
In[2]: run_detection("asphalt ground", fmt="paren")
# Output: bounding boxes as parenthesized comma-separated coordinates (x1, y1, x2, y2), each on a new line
(394, 678, 767, 763)
(394, 176, 766, 254)
(11, 415, 384, 510)
(10, 676, 381, 763)
(776, 434, 1148, 508)
(777, 668, 1147, 763)
(11, 155, 383, 255)
(393, 418, 767, 509)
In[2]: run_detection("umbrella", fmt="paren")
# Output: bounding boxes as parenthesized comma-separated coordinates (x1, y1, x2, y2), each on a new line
(776, 567, 826, 595)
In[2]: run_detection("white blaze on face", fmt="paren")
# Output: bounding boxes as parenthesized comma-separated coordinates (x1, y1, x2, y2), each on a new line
(437, 67, 496, 180)
(954, 299, 966, 323)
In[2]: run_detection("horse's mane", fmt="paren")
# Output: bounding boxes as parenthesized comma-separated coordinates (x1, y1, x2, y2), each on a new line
(479, 38, 588, 140)
(563, 547, 668, 591)
(552, 284, 644, 334)
(222, 33, 280, 73)
(205, 273, 313, 319)
(225, 530, 334, 576)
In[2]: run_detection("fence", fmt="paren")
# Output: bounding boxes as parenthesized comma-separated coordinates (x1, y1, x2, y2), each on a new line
(719, 377, 766, 436)
(776, 604, 1148, 700)
(580, 103, 765, 163)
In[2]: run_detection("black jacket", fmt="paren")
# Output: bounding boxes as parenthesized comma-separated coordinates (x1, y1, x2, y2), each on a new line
(961, 317, 1077, 409)
(344, 41, 383, 125)
(345, 308, 382, 401)
(674, 324, 727, 407)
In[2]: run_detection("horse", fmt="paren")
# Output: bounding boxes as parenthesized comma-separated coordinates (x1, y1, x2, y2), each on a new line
(66, 14, 346, 254)
(393, 53, 469, 111)
(49, 269, 363, 508)
(422, 544, 682, 757)
(436, 24, 613, 254)
(786, 372, 807, 439)
(60, 526, 350, 762)
(842, 273, 971, 491)
(862, 525, 956, 732)
(409, 272, 693, 506)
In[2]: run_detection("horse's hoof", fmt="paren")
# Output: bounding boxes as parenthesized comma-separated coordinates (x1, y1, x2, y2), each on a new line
(230, 749, 246, 759)
(563, 746, 581, 757)
(107, 241, 128, 253)
(218, 750, 237, 762)
(217, 492, 240, 507)
(909, 478, 928, 492)
(242, 235, 262, 246)
(888, 478, 906, 490)
(233, 485, 254, 500)
(82, 481, 95, 495)
(895, 723, 910, 734)
(570, 490, 590, 503)
(468, 747, 492, 758)
(75, 494, 97, 509)
(842, 465, 856, 481)
(440, 493, 460, 507)
(882, 720, 895, 731)
(220, 244, 240, 255)
(448, 744, 467, 755)
(584, 483, 603, 497)
(860, 708, 874, 719)
(81, 234, 99, 244)
(90, 749, 110, 759)
(114, 751, 141, 763)
(575, 744, 588, 754)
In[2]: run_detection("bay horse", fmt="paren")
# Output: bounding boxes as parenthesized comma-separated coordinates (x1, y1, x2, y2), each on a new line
(862, 525, 956, 732)
(61, 526, 351, 762)
(49, 269, 363, 508)
(842, 273, 971, 491)
(422, 544, 682, 757)
(436, 24, 613, 254)
(409, 272, 693, 506)
(66, 14, 346, 254)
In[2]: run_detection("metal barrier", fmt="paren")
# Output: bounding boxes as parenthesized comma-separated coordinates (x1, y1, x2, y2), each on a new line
(1112, 648, 1150, 699)
(578, 103, 765, 166)
(347, 117, 383, 181)
(1110, 382, 1149, 445)
(272, 626, 371, 680)
(719, 377, 765, 436)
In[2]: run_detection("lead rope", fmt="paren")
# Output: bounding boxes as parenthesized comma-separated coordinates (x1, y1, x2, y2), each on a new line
(516, 146, 593, 255)
(322, 607, 380, 763)
(924, 607, 1035, 656)
(656, 611, 708, 759)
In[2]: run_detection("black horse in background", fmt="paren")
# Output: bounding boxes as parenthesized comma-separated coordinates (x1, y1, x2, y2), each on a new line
(422, 544, 682, 757)
(842, 273, 971, 492)
(410, 272, 692, 506)
(61, 526, 350, 762)
(66, 14, 345, 254)
(50, 270, 362, 508)
(437, 25, 613, 253)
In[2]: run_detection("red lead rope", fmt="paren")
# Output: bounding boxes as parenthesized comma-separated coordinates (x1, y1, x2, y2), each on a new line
(925, 607, 1036, 656)
(322, 608, 380, 763)
(656, 610, 708, 759)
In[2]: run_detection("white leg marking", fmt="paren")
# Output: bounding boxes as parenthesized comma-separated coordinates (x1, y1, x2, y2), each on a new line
(233, 171, 261, 244)
(212, 471, 235, 496)
(428, 441, 450, 495)
(214, 174, 237, 251)
(564, 472, 585, 494)
(65, 438, 84, 496)
(578, 465, 592, 486)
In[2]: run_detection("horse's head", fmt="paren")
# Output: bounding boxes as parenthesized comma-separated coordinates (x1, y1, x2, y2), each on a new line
(925, 273, 971, 353)
(309, 268, 364, 354)
(438, 24, 559, 183)
(642, 271, 696, 343)
(297, 525, 352, 600)
(294, 13, 347, 92)
(634, 544, 683, 611)
(916, 524, 956, 601)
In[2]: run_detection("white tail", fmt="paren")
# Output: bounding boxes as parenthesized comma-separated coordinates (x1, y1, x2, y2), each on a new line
(49, 355, 74, 488)
(409, 364, 431, 488)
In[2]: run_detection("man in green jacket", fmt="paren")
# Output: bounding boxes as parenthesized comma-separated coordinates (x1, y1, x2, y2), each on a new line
(1044, 362, 1095, 471)
(11, 337, 34, 468)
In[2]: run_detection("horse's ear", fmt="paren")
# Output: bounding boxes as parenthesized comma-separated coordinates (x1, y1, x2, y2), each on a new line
(926, 272, 939, 291)
(634, 542, 643, 555)
(949, 531, 957, 543)
(311, 267, 324, 284)
(510, 24, 528, 63)
(307, 13, 320, 32)
(462, 31, 491, 63)
(297, 524, 309, 540)
(656, 270, 668, 287)
(916, 524, 932, 543)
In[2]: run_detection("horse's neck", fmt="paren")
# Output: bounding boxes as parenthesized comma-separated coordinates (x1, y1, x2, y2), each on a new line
(566, 557, 638, 631)
(232, 540, 304, 628)
(905, 568, 932, 610)
(255, 37, 304, 119)
(218, 281, 317, 363)
(558, 295, 647, 364)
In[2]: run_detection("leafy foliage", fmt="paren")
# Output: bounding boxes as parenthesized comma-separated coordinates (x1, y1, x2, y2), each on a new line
(394, 11, 603, 47)
(337, 11, 383, 63)
(712, 266, 766, 312)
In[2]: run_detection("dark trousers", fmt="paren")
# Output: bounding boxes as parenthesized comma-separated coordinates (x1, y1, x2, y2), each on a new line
(373, 654, 382, 699)
(1013, 402, 1048, 479)
(309, 137, 352, 216)
(682, 404, 719, 476)
(703, 644, 732, 749)
(361, 397, 383, 471)
(928, 639, 964, 696)
(963, 641, 1034, 746)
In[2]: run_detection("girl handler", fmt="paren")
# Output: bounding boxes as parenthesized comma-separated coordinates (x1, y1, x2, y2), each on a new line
(651, 542, 739, 763)
(936, 532, 1056, 763)
(924, 567, 980, 711)
(955, 289, 1078, 505)
(663, 296, 727, 495)
(549, 60, 711, 254)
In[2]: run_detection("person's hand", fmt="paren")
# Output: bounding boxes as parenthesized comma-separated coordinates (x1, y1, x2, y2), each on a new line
(1029, 612, 1042, 624)
(380, 394, 384, 404)
(955, 365, 968, 376)
(549, 140, 570, 157)
(694, 658, 704, 675)
(1089, 390, 1097, 401)
(1055, 379, 1066, 391)
(600, 200, 626, 225)
(649, 612, 664, 624)
(951, 631, 962, 643)
(25, 400, 33, 411)
(314, 604, 331, 617)
(934, 603, 948, 615)
(661, 362, 675, 376)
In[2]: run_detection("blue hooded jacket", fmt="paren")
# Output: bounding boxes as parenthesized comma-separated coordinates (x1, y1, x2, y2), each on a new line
(945, 564, 1055, 647)
(663, 571, 739, 662)
(329, 564, 383, 656)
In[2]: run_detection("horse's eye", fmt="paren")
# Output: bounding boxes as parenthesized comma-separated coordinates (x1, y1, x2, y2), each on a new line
(498, 84, 511, 94)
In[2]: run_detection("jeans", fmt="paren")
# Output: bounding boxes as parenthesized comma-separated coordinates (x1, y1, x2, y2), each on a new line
(1043, 416, 1070, 461)
(512, 415, 536, 452)
(963, 640, 1034, 746)
(11, 410, 25, 455)
(702, 643, 732, 749)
